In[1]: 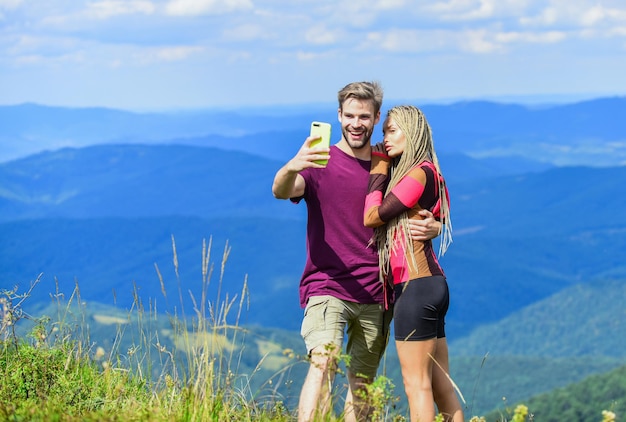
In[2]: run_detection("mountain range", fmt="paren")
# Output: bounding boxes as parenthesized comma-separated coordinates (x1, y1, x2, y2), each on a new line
(2, 97, 625, 165)
(2, 143, 625, 336)
(1, 98, 625, 417)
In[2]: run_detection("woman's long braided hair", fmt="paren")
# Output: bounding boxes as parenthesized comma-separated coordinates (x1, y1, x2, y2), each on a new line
(374, 105, 452, 279)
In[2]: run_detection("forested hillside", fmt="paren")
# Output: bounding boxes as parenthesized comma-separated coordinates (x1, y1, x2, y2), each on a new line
(2, 98, 625, 419)
(484, 364, 626, 421)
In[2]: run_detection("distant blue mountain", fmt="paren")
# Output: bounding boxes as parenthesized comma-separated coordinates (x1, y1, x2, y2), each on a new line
(0, 216, 306, 331)
(0, 144, 621, 232)
(0, 144, 303, 222)
(0, 143, 551, 224)
(2, 100, 624, 418)
(451, 279, 626, 358)
(1, 144, 625, 338)
(451, 165, 626, 236)
(1, 97, 625, 165)
(1, 97, 625, 336)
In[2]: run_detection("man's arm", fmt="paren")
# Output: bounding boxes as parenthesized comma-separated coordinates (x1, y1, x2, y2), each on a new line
(272, 136, 330, 199)
(272, 164, 305, 199)
(408, 209, 442, 241)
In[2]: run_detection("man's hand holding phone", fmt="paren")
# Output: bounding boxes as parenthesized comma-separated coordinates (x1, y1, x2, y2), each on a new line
(283, 123, 332, 174)
(308, 121, 331, 166)
(273, 122, 332, 199)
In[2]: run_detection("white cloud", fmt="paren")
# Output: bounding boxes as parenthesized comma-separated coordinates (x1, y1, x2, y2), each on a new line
(0, 0, 22, 9)
(151, 45, 204, 62)
(606, 6, 626, 21)
(520, 2, 626, 29)
(0, 0, 21, 19)
(165, 0, 253, 16)
(222, 24, 272, 42)
(14, 51, 86, 66)
(86, 1, 156, 20)
(496, 30, 566, 44)
(304, 25, 337, 45)
(37, 2, 156, 29)
(366, 26, 567, 56)
(294, 49, 335, 62)
(4, 34, 82, 59)
(609, 26, 626, 36)
(579, 4, 626, 27)
(366, 29, 449, 53)
(581, 5, 607, 26)
(2, 0, 626, 109)
(296, 51, 317, 61)
(519, 7, 558, 26)
(366, 28, 505, 54)
(224, 50, 252, 62)
(460, 29, 502, 53)
(425, 0, 497, 21)
(375, 0, 408, 10)
(135, 46, 204, 65)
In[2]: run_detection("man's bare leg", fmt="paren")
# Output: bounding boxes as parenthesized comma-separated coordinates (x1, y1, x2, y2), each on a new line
(344, 370, 373, 422)
(298, 344, 338, 422)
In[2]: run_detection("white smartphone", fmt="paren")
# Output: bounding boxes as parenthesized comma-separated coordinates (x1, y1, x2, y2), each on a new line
(310, 121, 331, 165)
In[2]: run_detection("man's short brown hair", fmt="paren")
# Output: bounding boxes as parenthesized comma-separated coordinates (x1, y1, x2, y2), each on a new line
(337, 81, 383, 115)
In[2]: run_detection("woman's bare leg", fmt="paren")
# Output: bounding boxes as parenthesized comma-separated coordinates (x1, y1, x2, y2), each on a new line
(396, 338, 437, 422)
(431, 338, 464, 422)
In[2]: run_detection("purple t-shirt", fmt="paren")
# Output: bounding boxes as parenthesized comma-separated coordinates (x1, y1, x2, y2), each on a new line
(292, 145, 383, 308)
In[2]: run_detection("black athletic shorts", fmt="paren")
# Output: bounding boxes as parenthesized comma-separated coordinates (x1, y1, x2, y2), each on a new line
(393, 275, 449, 341)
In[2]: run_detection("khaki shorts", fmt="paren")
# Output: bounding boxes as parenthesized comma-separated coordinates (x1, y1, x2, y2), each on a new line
(301, 295, 392, 379)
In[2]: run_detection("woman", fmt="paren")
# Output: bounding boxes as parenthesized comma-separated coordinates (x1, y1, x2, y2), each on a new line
(363, 105, 464, 422)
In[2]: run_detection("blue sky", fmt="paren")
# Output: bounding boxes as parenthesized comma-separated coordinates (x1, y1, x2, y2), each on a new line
(1, 0, 625, 110)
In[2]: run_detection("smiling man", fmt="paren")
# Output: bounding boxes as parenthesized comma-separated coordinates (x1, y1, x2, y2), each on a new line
(272, 81, 441, 421)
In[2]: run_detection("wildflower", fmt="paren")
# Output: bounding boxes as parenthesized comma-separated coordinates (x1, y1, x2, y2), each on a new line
(512, 404, 529, 422)
(94, 346, 105, 360)
(602, 410, 616, 422)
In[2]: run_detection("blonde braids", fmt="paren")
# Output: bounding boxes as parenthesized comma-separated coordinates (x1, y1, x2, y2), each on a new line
(374, 106, 453, 279)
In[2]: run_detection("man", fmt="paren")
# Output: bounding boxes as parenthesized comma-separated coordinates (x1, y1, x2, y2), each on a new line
(272, 81, 439, 421)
